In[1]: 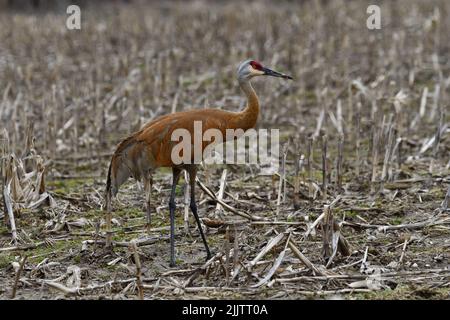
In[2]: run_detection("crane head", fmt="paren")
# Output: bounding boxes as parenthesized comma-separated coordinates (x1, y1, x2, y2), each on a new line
(237, 59, 293, 81)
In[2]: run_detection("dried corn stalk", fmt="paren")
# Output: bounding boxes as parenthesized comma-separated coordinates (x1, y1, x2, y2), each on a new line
(1, 131, 54, 242)
(322, 205, 351, 268)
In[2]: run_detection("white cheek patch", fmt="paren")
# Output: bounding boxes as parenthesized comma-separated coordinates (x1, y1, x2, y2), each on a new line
(248, 65, 264, 76)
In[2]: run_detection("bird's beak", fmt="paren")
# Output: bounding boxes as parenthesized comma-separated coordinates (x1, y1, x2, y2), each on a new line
(262, 67, 293, 80)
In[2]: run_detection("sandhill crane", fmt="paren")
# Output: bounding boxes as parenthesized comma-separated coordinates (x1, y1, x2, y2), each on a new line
(105, 59, 292, 267)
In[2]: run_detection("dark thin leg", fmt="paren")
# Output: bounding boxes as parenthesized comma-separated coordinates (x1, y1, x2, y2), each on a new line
(169, 167, 182, 267)
(105, 191, 113, 248)
(187, 166, 212, 261)
(144, 174, 152, 234)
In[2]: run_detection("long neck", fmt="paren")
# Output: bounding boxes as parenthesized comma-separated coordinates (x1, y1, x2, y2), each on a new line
(234, 78, 260, 130)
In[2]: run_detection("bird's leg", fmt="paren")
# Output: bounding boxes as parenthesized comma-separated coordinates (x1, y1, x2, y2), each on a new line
(188, 165, 212, 261)
(169, 167, 182, 267)
(105, 191, 113, 248)
(144, 174, 153, 234)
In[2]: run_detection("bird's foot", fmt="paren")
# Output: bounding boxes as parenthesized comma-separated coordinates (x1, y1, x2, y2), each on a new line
(102, 243, 114, 254)
(169, 254, 177, 268)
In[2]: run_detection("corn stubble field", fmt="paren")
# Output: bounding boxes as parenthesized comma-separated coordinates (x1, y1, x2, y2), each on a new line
(0, 0, 449, 300)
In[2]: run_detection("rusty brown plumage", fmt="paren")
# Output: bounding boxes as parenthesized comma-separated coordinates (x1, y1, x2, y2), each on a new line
(104, 59, 293, 267)
(107, 106, 258, 195)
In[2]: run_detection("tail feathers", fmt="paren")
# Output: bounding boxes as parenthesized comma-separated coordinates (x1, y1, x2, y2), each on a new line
(105, 154, 130, 213)
(106, 154, 132, 198)
(106, 135, 154, 198)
